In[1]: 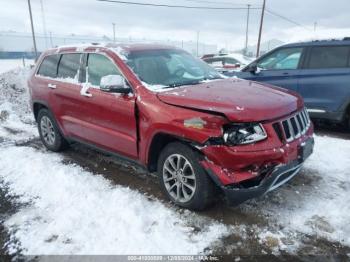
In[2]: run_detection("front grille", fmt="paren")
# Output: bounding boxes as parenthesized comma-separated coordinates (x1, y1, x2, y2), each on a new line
(278, 108, 311, 142)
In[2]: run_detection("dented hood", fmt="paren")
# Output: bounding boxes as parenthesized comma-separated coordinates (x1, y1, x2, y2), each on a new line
(156, 78, 303, 122)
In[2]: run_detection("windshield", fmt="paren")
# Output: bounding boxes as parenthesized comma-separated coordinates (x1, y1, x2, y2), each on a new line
(126, 49, 223, 90)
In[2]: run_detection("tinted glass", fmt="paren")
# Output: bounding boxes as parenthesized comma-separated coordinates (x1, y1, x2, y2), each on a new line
(57, 53, 81, 79)
(307, 46, 349, 69)
(257, 47, 303, 70)
(37, 55, 60, 78)
(87, 54, 121, 86)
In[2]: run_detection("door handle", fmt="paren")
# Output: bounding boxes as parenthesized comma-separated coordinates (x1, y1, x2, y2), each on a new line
(81, 91, 92, 97)
(48, 83, 56, 89)
(80, 84, 92, 97)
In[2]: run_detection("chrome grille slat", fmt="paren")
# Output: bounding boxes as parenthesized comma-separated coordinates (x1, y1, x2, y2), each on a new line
(294, 116, 301, 138)
(278, 108, 311, 143)
(300, 111, 307, 129)
(296, 114, 305, 134)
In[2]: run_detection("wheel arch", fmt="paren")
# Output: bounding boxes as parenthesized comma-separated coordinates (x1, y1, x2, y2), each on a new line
(146, 132, 203, 173)
(32, 100, 50, 122)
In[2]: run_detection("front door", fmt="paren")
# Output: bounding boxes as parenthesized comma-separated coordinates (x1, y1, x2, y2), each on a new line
(77, 52, 138, 159)
(237, 47, 305, 92)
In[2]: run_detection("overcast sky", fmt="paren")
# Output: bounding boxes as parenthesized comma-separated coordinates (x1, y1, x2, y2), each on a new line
(1, 0, 350, 50)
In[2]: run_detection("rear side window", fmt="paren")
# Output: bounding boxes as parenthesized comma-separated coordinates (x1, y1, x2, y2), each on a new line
(307, 46, 350, 69)
(57, 53, 82, 80)
(37, 55, 60, 78)
(87, 54, 121, 86)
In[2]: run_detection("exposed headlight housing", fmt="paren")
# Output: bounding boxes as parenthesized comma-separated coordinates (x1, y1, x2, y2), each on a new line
(223, 123, 267, 145)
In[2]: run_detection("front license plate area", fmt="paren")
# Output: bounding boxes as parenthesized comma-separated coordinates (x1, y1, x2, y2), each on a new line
(298, 137, 314, 161)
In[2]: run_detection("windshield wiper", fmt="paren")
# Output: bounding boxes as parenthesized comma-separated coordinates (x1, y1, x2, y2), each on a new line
(164, 80, 203, 88)
(163, 76, 223, 89)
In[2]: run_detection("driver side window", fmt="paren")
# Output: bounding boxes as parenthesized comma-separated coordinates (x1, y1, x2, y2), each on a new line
(87, 53, 121, 86)
(257, 47, 303, 70)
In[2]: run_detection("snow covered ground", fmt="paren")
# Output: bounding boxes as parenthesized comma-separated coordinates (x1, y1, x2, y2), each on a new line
(0, 59, 35, 74)
(253, 135, 350, 248)
(0, 63, 350, 256)
(0, 146, 227, 255)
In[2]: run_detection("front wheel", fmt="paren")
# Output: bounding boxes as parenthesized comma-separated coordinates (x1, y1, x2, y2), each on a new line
(157, 142, 216, 210)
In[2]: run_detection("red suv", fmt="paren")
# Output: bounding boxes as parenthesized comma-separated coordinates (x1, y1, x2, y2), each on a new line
(28, 43, 314, 210)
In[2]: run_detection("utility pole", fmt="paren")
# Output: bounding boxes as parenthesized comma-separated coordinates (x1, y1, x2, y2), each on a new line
(27, 0, 38, 61)
(112, 23, 116, 42)
(196, 31, 200, 57)
(314, 22, 317, 32)
(49, 31, 53, 47)
(244, 4, 251, 55)
(40, 0, 48, 48)
(256, 0, 266, 58)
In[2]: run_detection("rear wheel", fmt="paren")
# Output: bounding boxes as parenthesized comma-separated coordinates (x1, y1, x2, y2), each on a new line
(37, 109, 68, 152)
(157, 142, 216, 210)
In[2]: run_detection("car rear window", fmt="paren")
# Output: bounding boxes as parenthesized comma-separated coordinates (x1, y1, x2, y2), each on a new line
(307, 46, 350, 69)
(37, 54, 60, 78)
(57, 53, 82, 80)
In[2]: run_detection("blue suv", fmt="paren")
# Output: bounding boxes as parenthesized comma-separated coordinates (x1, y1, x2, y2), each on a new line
(232, 39, 350, 129)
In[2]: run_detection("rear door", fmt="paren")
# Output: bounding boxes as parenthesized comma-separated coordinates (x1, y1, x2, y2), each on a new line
(35, 54, 61, 108)
(298, 45, 350, 114)
(49, 52, 85, 138)
(237, 47, 305, 92)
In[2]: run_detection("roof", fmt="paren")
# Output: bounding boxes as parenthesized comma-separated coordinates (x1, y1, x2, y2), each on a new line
(46, 42, 180, 54)
(281, 38, 350, 48)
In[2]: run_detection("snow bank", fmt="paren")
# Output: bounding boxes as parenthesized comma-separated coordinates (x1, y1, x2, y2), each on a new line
(0, 59, 34, 74)
(1, 146, 228, 255)
(0, 68, 37, 143)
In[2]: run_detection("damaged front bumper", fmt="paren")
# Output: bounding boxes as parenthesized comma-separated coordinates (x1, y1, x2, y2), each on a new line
(203, 136, 314, 206)
(219, 160, 302, 206)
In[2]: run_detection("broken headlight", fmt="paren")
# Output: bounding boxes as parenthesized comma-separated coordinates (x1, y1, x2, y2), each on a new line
(223, 124, 267, 145)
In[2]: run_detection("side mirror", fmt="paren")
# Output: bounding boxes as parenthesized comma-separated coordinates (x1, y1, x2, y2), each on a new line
(100, 75, 131, 94)
(247, 63, 261, 74)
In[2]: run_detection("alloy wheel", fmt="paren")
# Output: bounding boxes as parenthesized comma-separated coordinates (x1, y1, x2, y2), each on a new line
(163, 154, 196, 203)
(40, 116, 56, 146)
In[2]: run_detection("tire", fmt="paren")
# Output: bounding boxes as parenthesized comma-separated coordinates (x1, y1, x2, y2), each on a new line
(157, 142, 216, 210)
(37, 109, 68, 152)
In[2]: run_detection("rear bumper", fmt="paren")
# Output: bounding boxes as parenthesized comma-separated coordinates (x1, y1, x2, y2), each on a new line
(219, 160, 302, 206)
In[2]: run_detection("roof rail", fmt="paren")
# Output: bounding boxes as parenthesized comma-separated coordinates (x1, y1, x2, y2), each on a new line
(311, 38, 350, 42)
